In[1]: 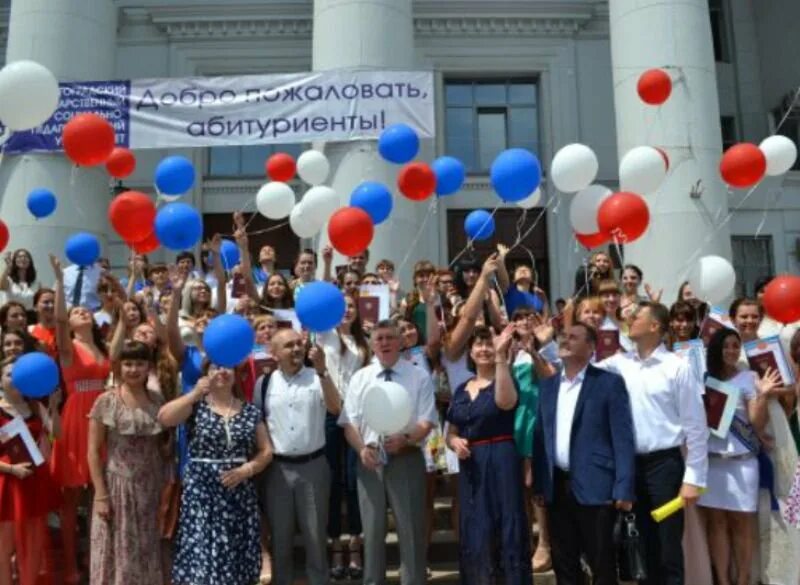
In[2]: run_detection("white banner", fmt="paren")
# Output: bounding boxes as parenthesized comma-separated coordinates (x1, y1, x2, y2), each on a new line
(128, 69, 434, 149)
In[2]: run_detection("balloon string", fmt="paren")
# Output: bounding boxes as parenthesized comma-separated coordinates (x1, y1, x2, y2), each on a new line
(448, 203, 501, 269)
(396, 197, 438, 276)
(508, 196, 558, 253)
(69, 165, 88, 221)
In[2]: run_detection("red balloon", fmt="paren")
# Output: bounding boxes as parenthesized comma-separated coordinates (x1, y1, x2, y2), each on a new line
(719, 143, 767, 188)
(574, 231, 610, 250)
(132, 231, 160, 254)
(328, 207, 374, 256)
(597, 191, 650, 244)
(762, 275, 800, 324)
(398, 162, 436, 201)
(637, 69, 672, 105)
(108, 191, 157, 243)
(655, 147, 670, 170)
(0, 220, 8, 253)
(266, 153, 296, 182)
(105, 147, 136, 179)
(62, 113, 116, 166)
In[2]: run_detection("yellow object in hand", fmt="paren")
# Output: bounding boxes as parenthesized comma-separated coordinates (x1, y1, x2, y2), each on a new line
(651, 488, 707, 523)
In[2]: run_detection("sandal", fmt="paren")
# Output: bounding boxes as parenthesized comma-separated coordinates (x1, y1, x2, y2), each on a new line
(331, 541, 347, 581)
(348, 540, 363, 580)
(532, 545, 552, 573)
(259, 550, 272, 584)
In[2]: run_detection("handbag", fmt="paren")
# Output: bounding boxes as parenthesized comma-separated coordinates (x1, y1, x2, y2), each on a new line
(616, 512, 647, 581)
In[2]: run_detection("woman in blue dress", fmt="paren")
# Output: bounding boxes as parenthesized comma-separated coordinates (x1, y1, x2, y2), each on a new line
(445, 324, 532, 585)
(158, 362, 273, 585)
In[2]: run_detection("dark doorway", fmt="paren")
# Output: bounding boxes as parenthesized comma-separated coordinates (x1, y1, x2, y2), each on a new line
(202, 213, 300, 272)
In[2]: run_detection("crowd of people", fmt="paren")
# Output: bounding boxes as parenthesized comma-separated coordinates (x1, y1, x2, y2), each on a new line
(0, 216, 799, 585)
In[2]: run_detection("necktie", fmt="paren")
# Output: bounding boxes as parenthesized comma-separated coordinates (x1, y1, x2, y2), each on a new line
(71, 266, 85, 307)
(381, 369, 393, 382)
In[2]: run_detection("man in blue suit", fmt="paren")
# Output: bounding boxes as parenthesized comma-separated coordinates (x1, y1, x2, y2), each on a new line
(533, 322, 636, 585)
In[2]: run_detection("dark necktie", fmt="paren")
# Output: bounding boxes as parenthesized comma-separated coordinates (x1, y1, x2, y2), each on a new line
(381, 368, 393, 382)
(71, 266, 85, 307)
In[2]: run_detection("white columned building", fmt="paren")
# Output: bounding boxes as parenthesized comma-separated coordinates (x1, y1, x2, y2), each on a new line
(312, 0, 431, 284)
(609, 0, 732, 300)
(0, 0, 117, 266)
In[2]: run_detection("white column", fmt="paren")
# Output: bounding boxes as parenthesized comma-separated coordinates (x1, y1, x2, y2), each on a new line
(312, 0, 430, 283)
(609, 0, 731, 300)
(0, 0, 117, 267)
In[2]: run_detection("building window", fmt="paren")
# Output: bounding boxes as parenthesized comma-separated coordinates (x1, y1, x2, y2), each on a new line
(709, 0, 731, 63)
(444, 79, 539, 173)
(207, 143, 305, 178)
(731, 235, 774, 297)
(720, 116, 737, 151)
(772, 93, 800, 172)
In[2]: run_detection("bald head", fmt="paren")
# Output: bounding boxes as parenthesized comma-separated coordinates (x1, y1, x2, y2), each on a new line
(272, 328, 305, 374)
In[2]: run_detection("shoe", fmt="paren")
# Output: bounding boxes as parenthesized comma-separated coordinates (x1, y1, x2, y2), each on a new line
(331, 542, 347, 581)
(259, 551, 272, 584)
(532, 545, 552, 573)
(347, 541, 363, 580)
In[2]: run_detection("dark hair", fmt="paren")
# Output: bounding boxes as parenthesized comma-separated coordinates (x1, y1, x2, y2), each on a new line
(622, 264, 643, 280)
(637, 301, 670, 335)
(67, 306, 109, 357)
(377, 258, 395, 271)
(360, 272, 381, 283)
(373, 319, 399, 334)
(349, 249, 370, 261)
(147, 263, 168, 279)
(0, 301, 28, 330)
(8, 249, 37, 285)
(705, 328, 741, 380)
(33, 288, 55, 308)
(342, 294, 370, 367)
(338, 270, 361, 289)
(754, 275, 774, 296)
(571, 321, 598, 346)
(790, 329, 800, 366)
(115, 298, 147, 331)
(118, 340, 153, 363)
(176, 251, 196, 267)
(295, 248, 317, 266)
(668, 301, 700, 344)
(677, 281, 691, 303)
(511, 307, 535, 321)
(261, 272, 294, 309)
(555, 298, 566, 306)
(466, 326, 494, 371)
(201, 359, 244, 400)
(455, 258, 481, 298)
(0, 328, 41, 359)
(729, 297, 762, 321)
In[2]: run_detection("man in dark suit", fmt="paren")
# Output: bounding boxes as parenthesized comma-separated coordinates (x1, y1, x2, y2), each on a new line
(533, 323, 636, 585)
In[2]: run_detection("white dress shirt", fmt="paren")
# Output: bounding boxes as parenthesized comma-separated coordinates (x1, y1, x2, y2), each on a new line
(60, 263, 102, 310)
(339, 357, 438, 447)
(599, 344, 709, 487)
(555, 366, 587, 471)
(254, 367, 326, 456)
(1, 279, 40, 309)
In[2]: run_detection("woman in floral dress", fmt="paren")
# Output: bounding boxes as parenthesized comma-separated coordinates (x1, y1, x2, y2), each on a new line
(158, 361, 273, 585)
(87, 341, 167, 585)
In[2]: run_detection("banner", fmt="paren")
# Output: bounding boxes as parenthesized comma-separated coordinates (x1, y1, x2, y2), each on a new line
(0, 70, 435, 154)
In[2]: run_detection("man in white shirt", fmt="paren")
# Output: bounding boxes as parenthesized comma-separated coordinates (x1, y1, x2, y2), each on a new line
(339, 320, 438, 585)
(599, 301, 708, 585)
(60, 261, 103, 310)
(254, 329, 341, 585)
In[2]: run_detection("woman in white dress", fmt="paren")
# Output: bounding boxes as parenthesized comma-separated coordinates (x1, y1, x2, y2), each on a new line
(698, 328, 776, 585)
(0, 249, 40, 310)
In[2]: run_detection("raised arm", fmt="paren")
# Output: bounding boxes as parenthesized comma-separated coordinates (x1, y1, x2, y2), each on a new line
(166, 275, 186, 366)
(50, 254, 74, 366)
(0, 253, 11, 292)
(495, 244, 511, 292)
(421, 277, 442, 358)
(444, 254, 497, 361)
(309, 344, 342, 415)
(209, 234, 227, 314)
(493, 325, 518, 410)
(322, 246, 333, 283)
(125, 252, 137, 299)
(108, 301, 127, 360)
(234, 226, 261, 302)
(158, 377, 209, 427)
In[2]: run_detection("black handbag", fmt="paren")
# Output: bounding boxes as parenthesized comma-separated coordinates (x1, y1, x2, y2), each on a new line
(616, 512, 647, 581)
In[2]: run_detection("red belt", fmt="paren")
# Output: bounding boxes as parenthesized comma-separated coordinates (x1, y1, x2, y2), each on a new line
(470, 434, 514, 446)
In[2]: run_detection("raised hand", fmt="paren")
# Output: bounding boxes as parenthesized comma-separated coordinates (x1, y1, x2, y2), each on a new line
(480, 253, 499, 281)
(322, 246, 333, 264)
(530, 313, 555, 346)
(209, 233, 222, 255)
(755, 367, 783, 397)
(496, 243, 510, 259)
(233, 211, 246, 229)
(308, 344, 327, 375)
(49, 254, 63, 281)
(644, 283, 663, 303)
(493, 324, 515, 360)
(421, 275, 439, 304)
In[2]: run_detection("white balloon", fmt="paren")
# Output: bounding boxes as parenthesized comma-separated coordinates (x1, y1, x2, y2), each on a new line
(569, 184, 612, 234)
(297, 150, 330, 186)
(687, 255, 736, 305)
(256, 181, 295, 220)
(289, 202, 323, 238)
(551, 143, 599, 193)
(759, 135, 798, 176)
(0, 60, 60, 131)
(516, 187, 542, 209)
(619, 146, 668, 193)
(363, 381, 412, 435)
(301, 185, 340, 224)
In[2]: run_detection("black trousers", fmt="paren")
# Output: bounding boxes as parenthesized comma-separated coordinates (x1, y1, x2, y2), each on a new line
(633, 448, 685, 585)
(548, 469, 617, 585)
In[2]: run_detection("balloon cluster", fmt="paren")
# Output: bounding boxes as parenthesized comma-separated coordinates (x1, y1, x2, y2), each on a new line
(719, 137, 797, 189)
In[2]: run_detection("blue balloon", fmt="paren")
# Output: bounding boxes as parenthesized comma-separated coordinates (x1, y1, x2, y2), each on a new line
(203, 314, 255, 367)
(26, 188, 57, 219)
(155, 155, 195, 195)
(154, 203, 203, 251)
(296, 281, 346, 333)
(464, 209, 495, 241)
(490, 148, 542, 202)
(432, 157, 465, 196)
(11, 352, 59, 398)
(218, 239, 240, 271)
(378, 124, 419, 164)
(350, 182, 393, 225)
(65, 232, 100, 266)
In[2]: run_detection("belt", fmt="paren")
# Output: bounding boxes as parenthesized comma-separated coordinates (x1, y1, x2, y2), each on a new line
(191, 457, 246, 464)
(709, 451, 755, 461)
(73, 379, 106, 393)
(636, 446, 682, 462)
(471, 434, 513, 447)
(273, 448, 325, 464)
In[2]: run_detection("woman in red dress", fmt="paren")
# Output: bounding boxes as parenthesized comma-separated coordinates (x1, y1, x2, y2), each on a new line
(49, 255, 111, 584)
(0, 357, 62, 585)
